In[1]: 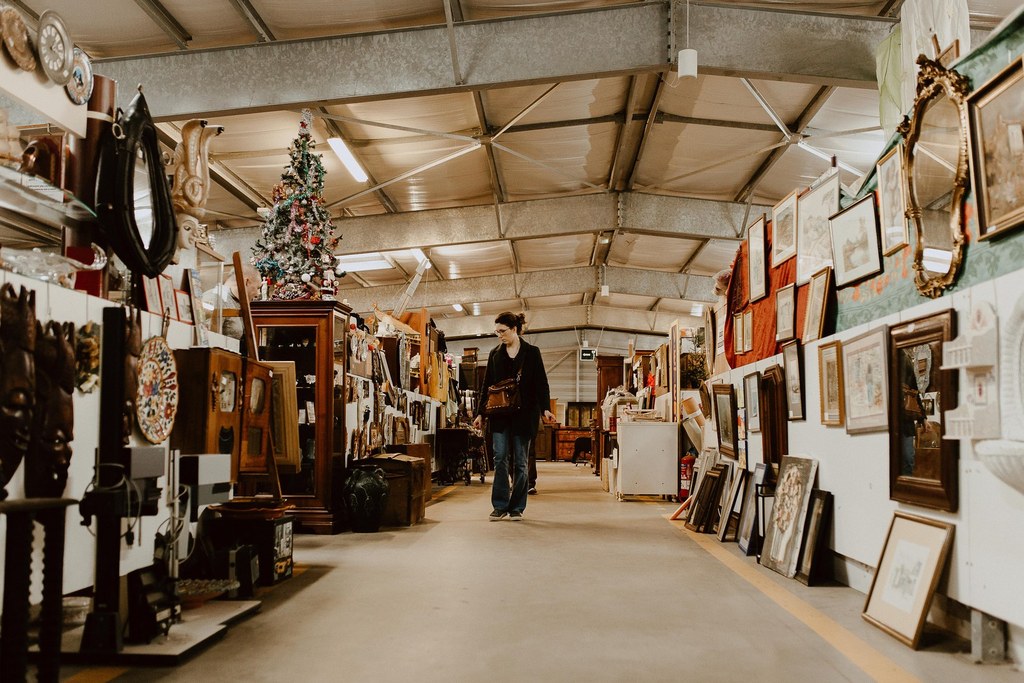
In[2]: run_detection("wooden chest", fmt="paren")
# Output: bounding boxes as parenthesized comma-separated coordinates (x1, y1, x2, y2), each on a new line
(364, 454, 427, 526)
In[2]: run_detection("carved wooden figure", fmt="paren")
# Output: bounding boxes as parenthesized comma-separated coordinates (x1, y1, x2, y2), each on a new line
(26, 321, 76, 498)
(0, 284, 37, 499)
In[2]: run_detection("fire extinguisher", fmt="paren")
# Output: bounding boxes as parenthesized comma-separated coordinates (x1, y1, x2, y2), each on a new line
(679, 451, 697, 500)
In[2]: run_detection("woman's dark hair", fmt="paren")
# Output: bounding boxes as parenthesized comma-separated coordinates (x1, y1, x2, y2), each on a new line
(495, 311, 526, 334)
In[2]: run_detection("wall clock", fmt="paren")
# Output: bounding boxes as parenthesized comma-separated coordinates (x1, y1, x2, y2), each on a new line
(65, 47, 93, 105)
(37, 10, 73, 85)
(1, 8, 35, 71)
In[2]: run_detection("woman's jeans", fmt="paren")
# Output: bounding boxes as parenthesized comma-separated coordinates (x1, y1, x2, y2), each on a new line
(491, 429, 530, 514)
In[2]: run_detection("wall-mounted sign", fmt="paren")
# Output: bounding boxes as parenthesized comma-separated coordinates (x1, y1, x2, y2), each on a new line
(579, 348, 596, 361)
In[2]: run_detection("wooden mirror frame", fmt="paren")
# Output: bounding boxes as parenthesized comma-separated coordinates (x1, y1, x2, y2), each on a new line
(759, 364, 789, 486)
(897, 56, 971, 299)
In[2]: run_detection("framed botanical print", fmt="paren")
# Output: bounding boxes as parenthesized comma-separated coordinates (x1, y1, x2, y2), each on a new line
(141, 275, 162, 314)
(772, 190, 798, 267)
(842, 326, 888, 434)
(802, 266, 832, 343)
(713, 383, 738, 459)
(743, 371, 760, 432)
(775, 283, 796, 342)
(174, 289, 193, 324)
(733, 313, 744, 355)
(760, 455, 818, 578)
(830, 194, 882, 288)
(888, 310, 958, 512)
(966, 56, 1024, 240)
(876, 143, 909, 255)
(863, 512, 954, 649)
(782, 340, 804, 420)
(796, 173, 840, 284)
(743, 310, 753, 353)
(748, 214, 767, 302)
(158, 274, 176, 320)
(818, 340, 844, 426)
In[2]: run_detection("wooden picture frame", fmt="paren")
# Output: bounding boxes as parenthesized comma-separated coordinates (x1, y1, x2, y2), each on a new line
(760, 455, 818, 578)
(743, 371, 760, 433)
(796, 173, 840, 284)
(830, 194, 882, 288)
(876, 143, 909, 255)
(265, 360, 301, 472)
(802, 266, 832, 343)
(743, 310, 753, 353)
(685, 463, 727, 533)
(733, 313, 744, 355)
(771, 189, 798, 267)
(174, 289, 193, 324)
(775, 283, 796, 342)
(888, 310, 959, 512)
(717, 468, 747, 542)
(759, 365, 788, 485)
(863, 511, 955, 649)
(747, 214, 767, 302)
(782, 340, 804, 421)
(736, 464, 763, 556)
(158, 274, 176, 320)
(818, 340, 845, 426)
(796, 490, 833, 586)
(713, 383, 738, 458)
(966, 57, 1024, 241)
(141, 275, 162, 314)
(842, 326, 889, 434)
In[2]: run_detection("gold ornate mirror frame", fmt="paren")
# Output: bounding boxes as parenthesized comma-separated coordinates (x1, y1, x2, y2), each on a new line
(897, 56, 971, 299)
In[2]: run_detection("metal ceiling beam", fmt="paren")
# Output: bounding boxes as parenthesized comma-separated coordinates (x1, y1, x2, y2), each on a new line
(95, 3, 888, 120)
(227, 0, 276, 43)
(133, 0, 192, 50)
(337, 264, 717, 314)
(435, 304, 703, 339)
(659, 114, 779, 134)
(608, 74, 647, 192)
(626, 76, 667, 191)
(473, 92, 507, 203)
(318, 108, 398, 213)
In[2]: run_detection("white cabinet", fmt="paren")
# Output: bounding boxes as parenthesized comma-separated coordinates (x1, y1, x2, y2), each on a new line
(615, 421, 679, 498)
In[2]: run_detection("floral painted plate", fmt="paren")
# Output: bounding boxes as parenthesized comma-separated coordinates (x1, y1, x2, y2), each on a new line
(136, 336, 179, 443)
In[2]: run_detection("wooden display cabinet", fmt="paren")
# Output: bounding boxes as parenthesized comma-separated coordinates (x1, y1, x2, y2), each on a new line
(554, 427, 592, 461)
(251, 300, 350, 534)
(171, 347, 245, 480)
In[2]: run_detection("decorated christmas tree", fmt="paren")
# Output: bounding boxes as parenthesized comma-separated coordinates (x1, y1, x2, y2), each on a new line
(252, 109, 341, 300)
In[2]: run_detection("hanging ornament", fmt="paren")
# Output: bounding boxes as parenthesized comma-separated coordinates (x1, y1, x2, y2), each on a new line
(301, 273, 312, 283)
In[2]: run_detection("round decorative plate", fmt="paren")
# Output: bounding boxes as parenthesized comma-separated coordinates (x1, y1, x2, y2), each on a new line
(136, 336, 179, 444)
(1, 8, 36, 72)
(65, 47, 93, 105)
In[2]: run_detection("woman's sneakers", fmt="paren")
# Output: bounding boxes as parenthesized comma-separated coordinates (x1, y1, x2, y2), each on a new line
(489, 510, 508, 521)
(509, 511, 523, 521)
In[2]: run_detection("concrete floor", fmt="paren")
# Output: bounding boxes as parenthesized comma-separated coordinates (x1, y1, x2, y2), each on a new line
(65, 462, 1020, 682)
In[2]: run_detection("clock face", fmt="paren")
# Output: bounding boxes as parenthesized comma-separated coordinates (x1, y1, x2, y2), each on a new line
(65, 48, 94, 105)
(37, 10, 73, 84)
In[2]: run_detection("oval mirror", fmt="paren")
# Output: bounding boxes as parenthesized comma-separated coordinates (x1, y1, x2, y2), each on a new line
(900, 57, 970, 298)
(133, 147, 154, 249)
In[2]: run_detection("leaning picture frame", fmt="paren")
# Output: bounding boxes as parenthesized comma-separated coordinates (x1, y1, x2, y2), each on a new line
(818, 340, 845, 426)
(713, 383, 738, 459)
(863, 511, 955, 649)
(775, 283, 796, 342)
(782, 340, 804, 421)
(748, 214, 767, 302)
(158, 274, 177, 320)
(733, 313, 744, 355)
(842, 326, 889, 434)
(141, 275, 162, 314)
(802, 266, 832, 343)
(876, 143, 909, 255)
(830, 194, 882, 288)
(174, 289, 193, 324)
(760, 455, 818, 578)
(743, 371, 761, 432)
(772, 189, 798, 267)
(966, 56, 1024, 241)
(796, 173, 841, 284)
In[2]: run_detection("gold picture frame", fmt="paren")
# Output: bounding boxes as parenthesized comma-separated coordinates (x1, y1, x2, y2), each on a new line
(818, 340, 844, 426)
(876, 143, 909, 255)
(802, 266, 832, 343)
(265, 360, 301, 473)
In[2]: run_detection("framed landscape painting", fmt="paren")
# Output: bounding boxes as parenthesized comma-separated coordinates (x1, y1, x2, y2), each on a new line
(876, 143, 909, 255)
(748, 214, 767, 302)
(842, 327, 888, 434)
(796, 173, 840, 284)
(772, 190, 798, 267)
(830, 195, 881, 288)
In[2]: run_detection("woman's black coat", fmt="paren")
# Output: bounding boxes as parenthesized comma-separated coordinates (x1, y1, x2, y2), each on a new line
(477, 339, 550, 438)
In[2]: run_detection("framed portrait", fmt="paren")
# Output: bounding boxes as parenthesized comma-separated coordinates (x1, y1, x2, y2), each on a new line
(713, 383, 738, 459)
(760, 455, 818, 578)
(775, 283, 796, 342)
(802, 266, 832, 343)
(743, 310, 753, 353)
(141, 275, 162, 314)
(842, 326, 889, 434)
(158, 274, 176, 320)
(888, 310, 958, 512)
(876, 143, 909, 255)
(863, 512, 954, 649)
(966, 57, 1024, 240)
(782, 340, 804, 421)
(818, 340, 844, 426)
(771, 189, 798, 267)
(747, 214, 767, 302)
(830, 194, 881, 288)
(796, 173, 840, 284)
(733, 313, 744, 355)
(174, 289, 193, 324)
(795, 490, 833, 586)
(743, 371, 760, 432)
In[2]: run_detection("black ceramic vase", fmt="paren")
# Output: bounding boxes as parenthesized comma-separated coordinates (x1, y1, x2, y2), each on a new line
(343, 467, 389, 533)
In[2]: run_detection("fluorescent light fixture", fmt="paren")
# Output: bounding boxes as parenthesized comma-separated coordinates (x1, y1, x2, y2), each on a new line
(452, 303, 464, 312)
(327, 137, 369, 183)
(690, 304, 704, 317)
(337, 253, 392, 272)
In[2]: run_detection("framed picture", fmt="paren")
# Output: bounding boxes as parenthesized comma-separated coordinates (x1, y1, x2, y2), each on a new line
(760, 455, 818, 578)
(158, 274, 176, 320)
(802, 266, 832, 343)
(743, 310, 753, 352)
(685, 463, 727, 533)
(888, 310, 958, 512)
(714, 304, 726, 360)
(704, 306, 716, 377)
(775, 283, 796, 342)
(830, 194, 881, 287)
(713, 383, 738, 459)
(141, 275, 162, 314)
(186, 268, 208, 346)
(174, 289, 193, 324)
(966, 57, 1024, 241)
(669, 320, 680, 420)
(736, 464, 761, 556)
(717, 468, 747, 542)
(796, 173, 840, 284)
(795, 490, 833, 586)
(747, 214, 767, 302)
(771, 189, 798, 267)
(818, 340, 845, 426)
(733, 313, 744, 355)
(743, 371, 760, 432)
(782, 340, 804, 420)
(266, 361, 301, 472)
(862, 511, 955, 649)
(876, 143, 909, 255)
(842, 326, 889, 434)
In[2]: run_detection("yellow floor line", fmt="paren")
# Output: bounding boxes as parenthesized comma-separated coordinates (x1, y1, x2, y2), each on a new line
(64, 667, 128, 683)
(426, 484, 458, 504)
(668, 518, 922, 683)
